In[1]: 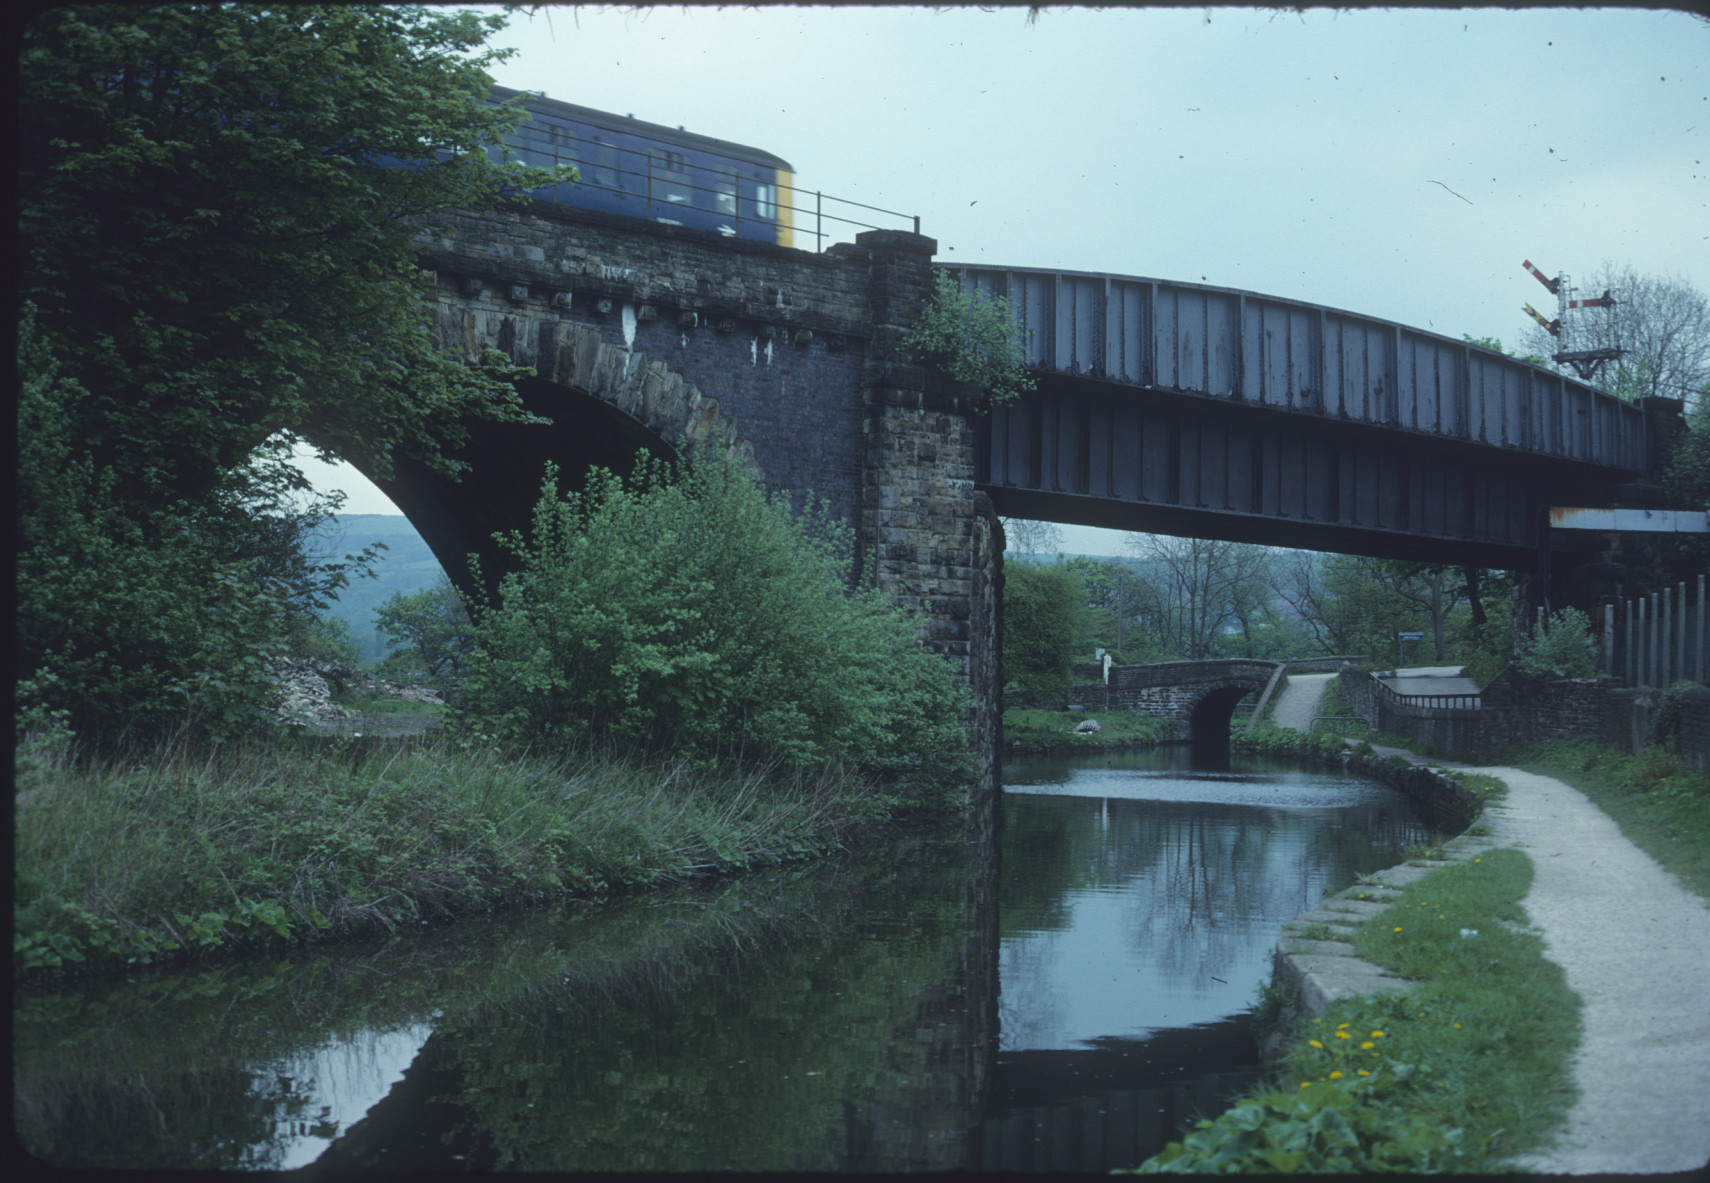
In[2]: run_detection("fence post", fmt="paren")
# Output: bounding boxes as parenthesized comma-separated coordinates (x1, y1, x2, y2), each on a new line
(1678, 581, 1688, 687)
(1604, 602, 1614, 676)
(1699, 574, 1706, 685)
(1626, 597, 1636, 686)
(1664, 585, 1674, 686)
(1640, 596, 1649, 688)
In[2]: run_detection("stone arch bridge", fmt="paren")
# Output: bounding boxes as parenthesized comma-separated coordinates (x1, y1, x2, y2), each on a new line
(1061, 657, 1348, 747)
(360, 197, 1676, 816)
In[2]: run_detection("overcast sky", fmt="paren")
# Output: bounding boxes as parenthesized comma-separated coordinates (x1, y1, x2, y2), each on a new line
(296, 4, 1710, 556)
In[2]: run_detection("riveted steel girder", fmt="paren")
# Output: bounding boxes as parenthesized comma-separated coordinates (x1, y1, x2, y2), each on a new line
(978, 376, 1637, 570)
(952, 264, 1655, 568)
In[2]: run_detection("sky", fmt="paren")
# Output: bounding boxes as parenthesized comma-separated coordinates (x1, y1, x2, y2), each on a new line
(293, 4, 1710, 557)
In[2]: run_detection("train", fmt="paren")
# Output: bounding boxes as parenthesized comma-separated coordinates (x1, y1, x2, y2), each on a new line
(488, 85, 797, 247)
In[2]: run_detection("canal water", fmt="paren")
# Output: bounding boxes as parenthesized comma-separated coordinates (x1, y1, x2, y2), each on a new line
(14, 748, 1439, 1172)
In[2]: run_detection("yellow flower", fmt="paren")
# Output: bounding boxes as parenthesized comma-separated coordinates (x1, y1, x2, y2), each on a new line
(1329, 1071, 1343, 1080)
(1454, 1022, 1462, 1029)
(1361, 1041, 1375, 1049)
(1300, 1082, 1312, 1089)
(1337, 1022, 1350, 1029)
(1335, 1031, 1351, 1040)
(1393, 926, 1403, 932)
(1371, 1031, 1384, 1038)
(1309, 1040, 1323, 1048)
(1358, 1070, 1370, 1077)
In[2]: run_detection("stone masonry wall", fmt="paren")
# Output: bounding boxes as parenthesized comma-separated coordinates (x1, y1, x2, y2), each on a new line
(418, 201, 876, 539)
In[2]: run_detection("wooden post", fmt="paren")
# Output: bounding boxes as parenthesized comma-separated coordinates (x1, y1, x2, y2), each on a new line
(1663, 586, 1673, 686)
(1640, 596, 1650, 688)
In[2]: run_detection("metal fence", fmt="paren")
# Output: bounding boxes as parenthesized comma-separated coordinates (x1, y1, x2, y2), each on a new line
(1603, 575, 1708, 688)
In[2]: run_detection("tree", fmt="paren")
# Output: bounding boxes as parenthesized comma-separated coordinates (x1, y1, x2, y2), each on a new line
(1121, 535, 1274, 660)
(17, 5, 565, 743)
(1001, 561, 1083, 697)
(1001, 517, 1064, 556)
(374, 578, 476, 689)
(903, 271, 1036, 406)
(1519, 265, 1710, 407)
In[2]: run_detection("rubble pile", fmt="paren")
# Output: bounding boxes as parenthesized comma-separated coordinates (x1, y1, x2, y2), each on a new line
(269, 658, 443, 730)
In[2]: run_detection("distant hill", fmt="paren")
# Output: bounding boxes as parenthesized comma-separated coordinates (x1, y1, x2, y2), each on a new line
(312, 515, 447, 663)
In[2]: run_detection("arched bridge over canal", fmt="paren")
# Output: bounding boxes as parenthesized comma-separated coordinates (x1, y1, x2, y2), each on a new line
(372, 201, 1677, 815)
(1060, 658, 1353, 749)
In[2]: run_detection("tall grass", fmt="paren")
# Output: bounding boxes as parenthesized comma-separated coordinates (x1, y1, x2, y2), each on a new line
(14, 731, 903, 977)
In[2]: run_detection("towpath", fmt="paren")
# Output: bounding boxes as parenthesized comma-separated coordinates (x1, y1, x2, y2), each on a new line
(1360, 742, 1710, 1174)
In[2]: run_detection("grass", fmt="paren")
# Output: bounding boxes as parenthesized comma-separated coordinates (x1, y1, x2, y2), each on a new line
(1231, 724, 1349, 763)
(1126, 844, 1583, 1174)
(1001, 707, 1168, 754)
(1517, 738, 1710, 904)
(13, 730, 921, 977)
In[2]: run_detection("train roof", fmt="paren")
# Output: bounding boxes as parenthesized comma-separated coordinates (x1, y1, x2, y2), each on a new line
(489, 85, 794, 172)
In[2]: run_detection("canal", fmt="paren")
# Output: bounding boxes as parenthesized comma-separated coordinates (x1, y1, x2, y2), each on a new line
(14, 747, 1440, 1172)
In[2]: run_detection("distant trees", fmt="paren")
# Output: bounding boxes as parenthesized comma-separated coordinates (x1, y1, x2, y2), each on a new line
(1001, 562, 1083, 698)
(1001, 517, 1065, 557)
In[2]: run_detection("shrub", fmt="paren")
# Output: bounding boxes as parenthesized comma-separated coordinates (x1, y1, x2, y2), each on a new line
(902, 270, 1035, 406)
(459, 451, 972, 788)
(1515, 607, 1596, 681)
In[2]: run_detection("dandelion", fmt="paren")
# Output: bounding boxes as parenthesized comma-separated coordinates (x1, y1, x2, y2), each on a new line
(1329, 1071, 1343, 1079)
(1336, 1022, 1350, 1030)
(1335, 1031, 1351, 1040)
(1394, 926, 1403, 932)
(1309, 1040, 1323, 1048)
(1361, 1041, 1375, 1049)
(1300, 1082, 1312, 1089)
(1358, 1070, 1370, 1077)
(1454, 1022, 1462, 1029)
(1371, 1031, 1384, 1038)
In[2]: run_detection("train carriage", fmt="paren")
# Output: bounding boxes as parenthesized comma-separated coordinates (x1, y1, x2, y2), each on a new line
(491, 85, 795, 247)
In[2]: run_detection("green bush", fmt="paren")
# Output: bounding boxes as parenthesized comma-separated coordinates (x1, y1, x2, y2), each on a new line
(459, 451, 971, 789)
(1516, 607, 1596, 681)
(901, 271, 1035, 406)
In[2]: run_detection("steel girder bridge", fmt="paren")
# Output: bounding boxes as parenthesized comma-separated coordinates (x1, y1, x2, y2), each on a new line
(952, 264, 1661, 572)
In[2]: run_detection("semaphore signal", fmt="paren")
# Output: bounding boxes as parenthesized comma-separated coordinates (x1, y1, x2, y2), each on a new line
(1520, 258, 1622, 381)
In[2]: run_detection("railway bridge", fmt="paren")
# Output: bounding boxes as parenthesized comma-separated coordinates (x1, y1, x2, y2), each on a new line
(377, 198, 1677, 815)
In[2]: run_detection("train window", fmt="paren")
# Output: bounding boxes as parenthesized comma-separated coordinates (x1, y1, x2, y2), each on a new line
(551, 126, 580, 168)
(650, 150, 694, 205)
(584, 140, 620, 190)
(715, 173, 737, 215)
(754, 182, 777, 221)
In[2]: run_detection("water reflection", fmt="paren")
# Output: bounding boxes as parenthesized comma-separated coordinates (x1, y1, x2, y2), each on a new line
(14, 750, 1437, 1173)
(977, 748, 1439, 1170)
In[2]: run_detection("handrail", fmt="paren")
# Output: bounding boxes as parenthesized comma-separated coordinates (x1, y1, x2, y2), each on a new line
(1373, 678, 1481, 712)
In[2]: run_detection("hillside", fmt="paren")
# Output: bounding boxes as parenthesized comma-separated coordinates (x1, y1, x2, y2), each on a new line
(312, 515, 449, 663)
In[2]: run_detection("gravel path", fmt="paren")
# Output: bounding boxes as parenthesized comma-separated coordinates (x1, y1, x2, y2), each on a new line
(1267, 672, 1333, 732)
(1411, 760, 1710, 1174)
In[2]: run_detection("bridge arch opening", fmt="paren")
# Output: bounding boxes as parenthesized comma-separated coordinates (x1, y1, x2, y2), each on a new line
(367, 375, 682, 600)
(1187, 684, 1261, 768)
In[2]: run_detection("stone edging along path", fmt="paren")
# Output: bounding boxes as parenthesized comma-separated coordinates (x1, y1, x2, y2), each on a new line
(1263, 745, 1710, 1175)
(1266, 816, 1503, 1044)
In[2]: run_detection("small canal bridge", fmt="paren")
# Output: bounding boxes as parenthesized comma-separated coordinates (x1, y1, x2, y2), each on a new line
(1063, 657, 1354, 746)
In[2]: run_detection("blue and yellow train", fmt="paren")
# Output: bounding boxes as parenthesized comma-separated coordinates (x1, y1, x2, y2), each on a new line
(490, 85, 796, 247)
